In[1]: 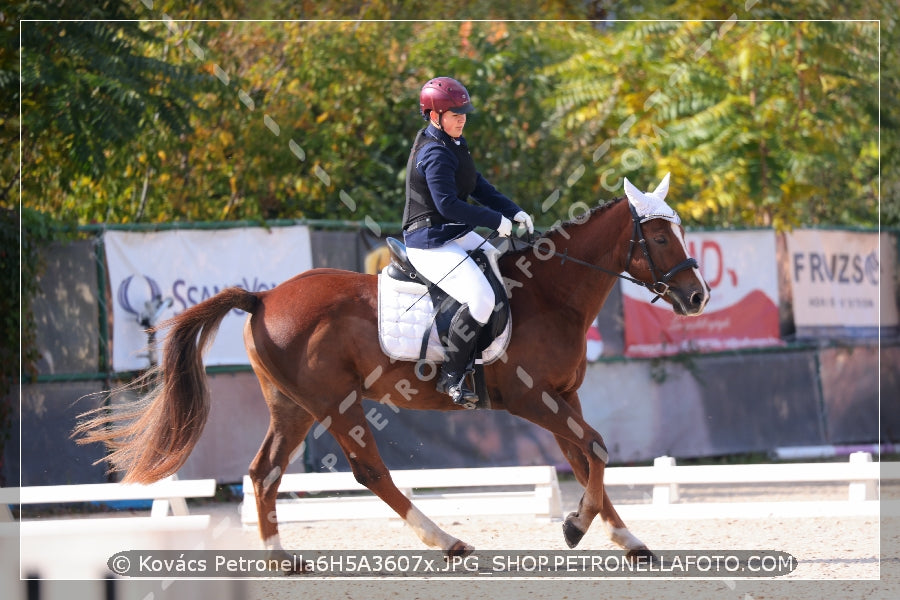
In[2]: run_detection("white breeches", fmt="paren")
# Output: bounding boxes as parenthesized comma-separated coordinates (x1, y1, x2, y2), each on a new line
(406, 231, 498, 325)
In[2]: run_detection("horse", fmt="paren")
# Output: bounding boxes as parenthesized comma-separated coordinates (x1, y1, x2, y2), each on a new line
(75, 174, 709, 567)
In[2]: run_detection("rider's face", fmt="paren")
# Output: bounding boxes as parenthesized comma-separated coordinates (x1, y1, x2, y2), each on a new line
(435, 110, 466, 138)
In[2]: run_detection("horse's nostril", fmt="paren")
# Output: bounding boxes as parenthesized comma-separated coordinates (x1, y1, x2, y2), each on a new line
(690, 291, 703, 306)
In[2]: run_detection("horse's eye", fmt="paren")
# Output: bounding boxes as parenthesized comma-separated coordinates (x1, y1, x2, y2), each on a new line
(654, 235, 667, 244)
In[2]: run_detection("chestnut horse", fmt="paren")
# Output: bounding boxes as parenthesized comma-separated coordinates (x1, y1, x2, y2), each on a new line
(76, 175, 709, 565)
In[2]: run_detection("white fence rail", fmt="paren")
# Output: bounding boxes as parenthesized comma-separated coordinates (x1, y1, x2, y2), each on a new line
(605, 452, 884, 503)
(241, 465, 563, 525)
(0, 475, 220, 579)
(2, 452, 895, 579)
(606, 451, 896, 520)
(0, 475, 217, 522)
(241, 452, 898, 525)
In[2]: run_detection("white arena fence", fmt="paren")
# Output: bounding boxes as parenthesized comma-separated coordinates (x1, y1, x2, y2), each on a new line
(0, 475, 220, 580)
(608, 451, 897, 520)
(0, 474, 216, 522)
(1, 453, 897, 581)
(241, 465, 565, 525)
(240, 452, 898, 527)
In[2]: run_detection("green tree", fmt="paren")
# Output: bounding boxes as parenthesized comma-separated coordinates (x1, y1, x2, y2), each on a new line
(12, 1, 215, 220)
(147, 0, 606, 21)
(2, 1, 217, 478)
(36, 20, 573, 225)
(878, 10, 900, 227)
(12, 2, 893, 229)
(542, 19, 880, 230)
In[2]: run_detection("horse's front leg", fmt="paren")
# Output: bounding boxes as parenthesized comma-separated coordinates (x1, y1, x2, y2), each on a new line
(551, 392, 590, 487)
(511, 389, 652, 558)
(565, 466, 652, 559)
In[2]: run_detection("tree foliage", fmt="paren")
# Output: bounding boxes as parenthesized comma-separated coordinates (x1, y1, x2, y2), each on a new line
(7, 1, 893, 231)
(8, 2, 214, 206)
(544, 19, 880, 230)
(1, 1, 216, 473)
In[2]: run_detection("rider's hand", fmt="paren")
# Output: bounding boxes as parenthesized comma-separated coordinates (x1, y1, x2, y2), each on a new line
(497, 216, 513, 237)
(513, 210, 534, 234)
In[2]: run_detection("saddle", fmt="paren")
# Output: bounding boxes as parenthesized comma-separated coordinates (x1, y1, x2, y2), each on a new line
(377, 237, 512, 408)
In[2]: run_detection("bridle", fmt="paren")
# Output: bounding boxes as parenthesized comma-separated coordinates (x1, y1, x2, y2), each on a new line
(512, 203, 699, 304)
(624, 203, 699, 303)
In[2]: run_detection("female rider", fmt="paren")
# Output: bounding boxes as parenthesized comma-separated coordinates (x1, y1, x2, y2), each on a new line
(402, 77, 533, 406)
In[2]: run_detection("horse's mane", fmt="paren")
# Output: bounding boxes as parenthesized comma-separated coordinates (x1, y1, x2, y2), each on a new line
(503, 195, 625, 258)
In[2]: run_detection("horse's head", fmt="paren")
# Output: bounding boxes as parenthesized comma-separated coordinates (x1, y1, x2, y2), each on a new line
(622, 173, 710, 316)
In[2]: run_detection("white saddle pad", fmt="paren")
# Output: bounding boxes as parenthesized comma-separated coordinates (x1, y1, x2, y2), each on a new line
(377, 270, 511, 364)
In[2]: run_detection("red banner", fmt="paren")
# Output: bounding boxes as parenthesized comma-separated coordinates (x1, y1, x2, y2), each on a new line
(623, 230, 781, 357)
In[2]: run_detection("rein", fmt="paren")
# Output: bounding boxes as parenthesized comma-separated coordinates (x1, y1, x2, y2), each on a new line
(510, 205, 698, 304)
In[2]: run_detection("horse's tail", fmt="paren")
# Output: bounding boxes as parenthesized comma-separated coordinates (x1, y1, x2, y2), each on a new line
(73, 287, 260, 484)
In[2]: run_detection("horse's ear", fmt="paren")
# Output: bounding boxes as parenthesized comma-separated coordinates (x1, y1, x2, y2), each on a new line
(623, 177, 643, 206)
(651, 172, 671, 200)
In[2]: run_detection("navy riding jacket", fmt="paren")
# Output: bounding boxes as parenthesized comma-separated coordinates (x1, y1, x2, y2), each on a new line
(403, 124, 521, 249)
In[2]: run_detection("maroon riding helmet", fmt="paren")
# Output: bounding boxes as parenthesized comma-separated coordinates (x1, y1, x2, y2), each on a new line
(419, 77, 475, 119)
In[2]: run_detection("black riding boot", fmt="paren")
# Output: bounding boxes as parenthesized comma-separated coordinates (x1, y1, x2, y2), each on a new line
(436, 305, 483, 407)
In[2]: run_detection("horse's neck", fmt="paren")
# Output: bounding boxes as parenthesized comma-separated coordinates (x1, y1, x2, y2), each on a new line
(505, 199, 631, 328)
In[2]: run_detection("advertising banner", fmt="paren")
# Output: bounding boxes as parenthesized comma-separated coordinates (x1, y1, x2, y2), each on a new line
(785, 229, 897, 337)
(623, 230, 781, 357)
(105, 226, 313, 370)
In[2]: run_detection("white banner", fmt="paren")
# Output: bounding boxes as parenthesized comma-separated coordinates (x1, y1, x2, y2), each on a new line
(786, 229, 897, 336)
(105, 226, 313, 370)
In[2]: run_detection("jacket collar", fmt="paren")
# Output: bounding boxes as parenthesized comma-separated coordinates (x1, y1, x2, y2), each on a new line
(425, 123, 464, 146)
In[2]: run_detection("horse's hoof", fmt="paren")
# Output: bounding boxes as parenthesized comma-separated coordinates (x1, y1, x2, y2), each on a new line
(447, 540, 474, 557)
(625, 547, 658, 565)
(562, 512, 586, 549)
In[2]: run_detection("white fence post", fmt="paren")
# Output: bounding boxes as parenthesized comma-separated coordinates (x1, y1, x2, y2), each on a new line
(150, 474, 191, 517)
(536, 467, 563, 521)
(652, 455, 679, 504)
(848, 451, 877, 501)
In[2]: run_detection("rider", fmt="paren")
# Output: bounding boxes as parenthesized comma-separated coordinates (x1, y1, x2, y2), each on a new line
(402, 76, 534, 406)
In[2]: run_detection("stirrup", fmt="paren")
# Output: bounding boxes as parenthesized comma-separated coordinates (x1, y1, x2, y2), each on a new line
(437, 371, 477, 408)
(448, 381, 478, 409)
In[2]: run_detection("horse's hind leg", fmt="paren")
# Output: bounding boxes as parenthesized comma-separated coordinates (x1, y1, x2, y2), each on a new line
(248, 380, 316, 557)
(326, 401, 472, 557)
